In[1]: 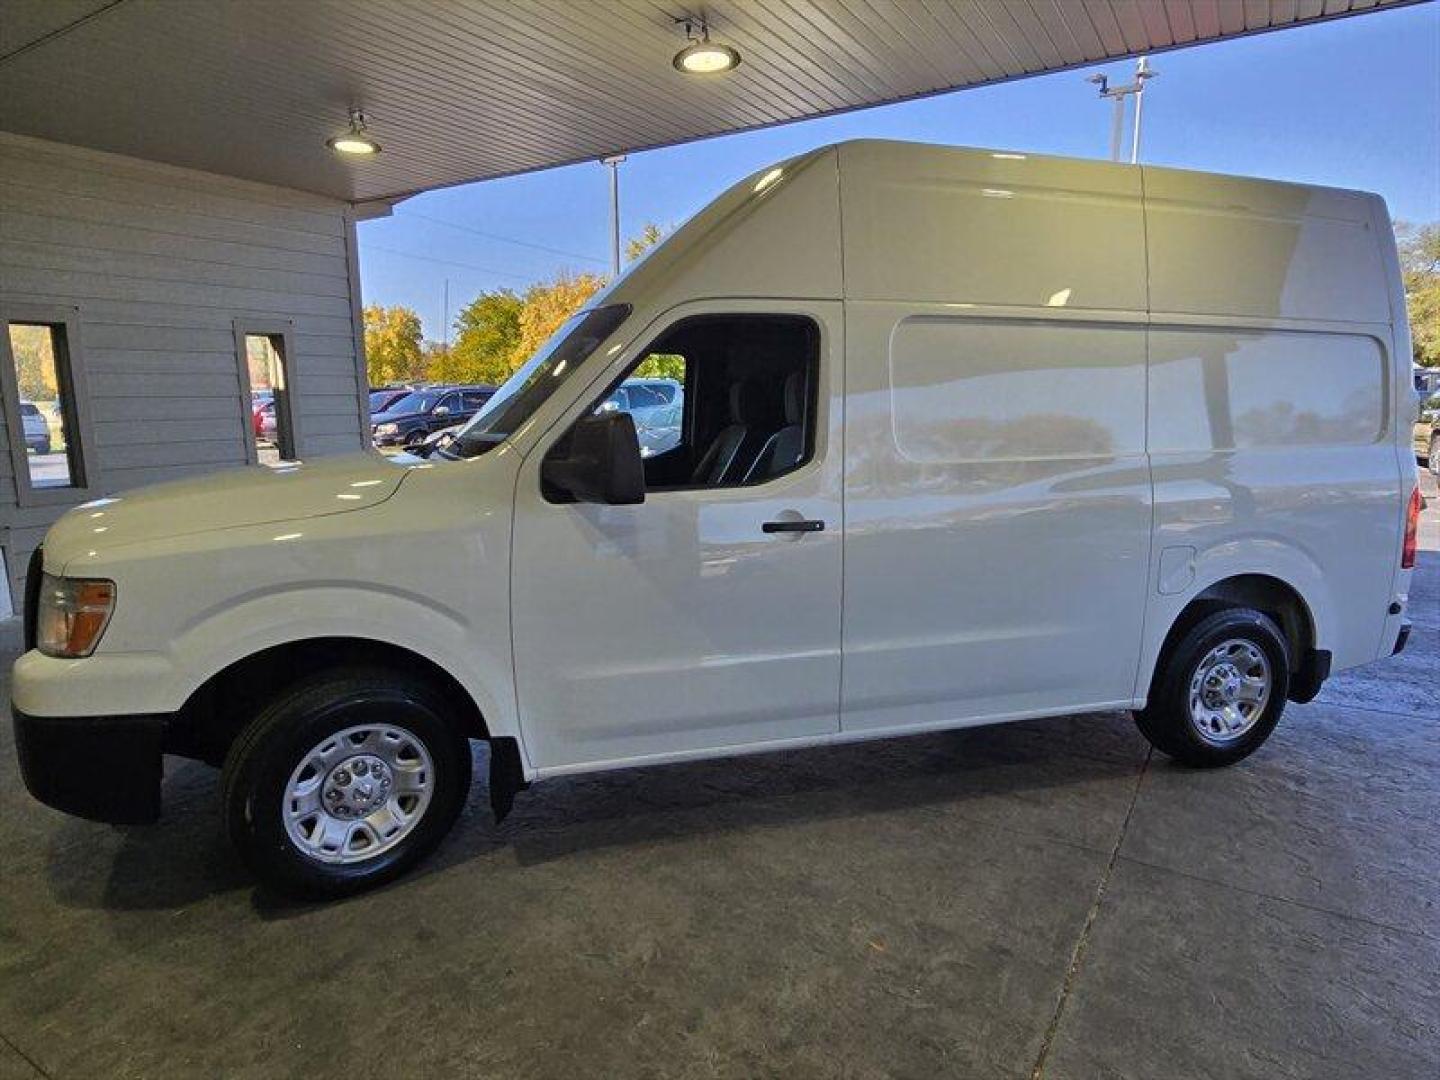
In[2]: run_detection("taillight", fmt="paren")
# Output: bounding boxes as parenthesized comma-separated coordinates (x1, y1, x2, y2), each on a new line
(1402, 485, 1421, 570)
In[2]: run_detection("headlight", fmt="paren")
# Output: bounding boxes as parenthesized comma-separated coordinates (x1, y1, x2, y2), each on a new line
(36, 574, 115, 658)
(374, 423, 399, 437)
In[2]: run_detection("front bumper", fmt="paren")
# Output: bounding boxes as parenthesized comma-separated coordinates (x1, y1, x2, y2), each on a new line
(372, 429, 417, 448)
(13, 707, 166, 824)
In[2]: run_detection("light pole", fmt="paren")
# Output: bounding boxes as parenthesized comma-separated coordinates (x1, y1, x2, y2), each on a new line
(1087, 56, 1157, 164)
(601, 154, 626, 277)
(441, 277, 450, 354)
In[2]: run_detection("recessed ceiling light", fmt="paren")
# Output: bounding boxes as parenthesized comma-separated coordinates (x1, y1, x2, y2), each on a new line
(327, 108, 381, 156)
(673, 16, 740, 75)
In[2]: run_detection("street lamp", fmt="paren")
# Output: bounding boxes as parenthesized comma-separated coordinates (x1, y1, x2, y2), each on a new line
(601, 154, 626, 278)
(1087, 56, 1157, 164)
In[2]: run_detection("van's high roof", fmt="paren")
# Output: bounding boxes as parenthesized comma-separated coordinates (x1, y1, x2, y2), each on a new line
(603, 139, 1395, 330)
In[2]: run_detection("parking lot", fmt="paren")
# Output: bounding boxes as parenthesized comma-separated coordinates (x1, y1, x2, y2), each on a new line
(1, 469, 1435, 1080)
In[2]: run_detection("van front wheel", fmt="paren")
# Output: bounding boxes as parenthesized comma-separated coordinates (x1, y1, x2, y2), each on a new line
(222, 669, 472, 898)
(1136, 608, 1290, 767)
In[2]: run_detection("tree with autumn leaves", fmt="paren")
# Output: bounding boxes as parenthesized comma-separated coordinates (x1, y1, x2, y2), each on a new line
(1398, 221, 1440, 370)
(362, 305, 425, 386)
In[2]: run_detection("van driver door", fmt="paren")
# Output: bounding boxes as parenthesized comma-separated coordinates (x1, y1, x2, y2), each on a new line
(510, 301, 844, 772)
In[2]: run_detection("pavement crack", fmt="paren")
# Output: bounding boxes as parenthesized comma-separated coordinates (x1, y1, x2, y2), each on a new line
(1030, 746, 1152, 1080)
(0, 1031, 53, 1080)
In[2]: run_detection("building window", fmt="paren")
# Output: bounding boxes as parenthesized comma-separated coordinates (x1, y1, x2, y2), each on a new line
(2, 316, 90, 501)
(238, 327, 297, 465)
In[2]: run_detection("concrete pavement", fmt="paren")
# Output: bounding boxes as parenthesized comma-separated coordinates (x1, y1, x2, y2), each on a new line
(1, 471, 1436, 1079)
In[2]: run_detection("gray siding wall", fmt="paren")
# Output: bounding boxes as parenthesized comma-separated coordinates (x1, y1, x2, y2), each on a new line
(0, 133, 368, 611)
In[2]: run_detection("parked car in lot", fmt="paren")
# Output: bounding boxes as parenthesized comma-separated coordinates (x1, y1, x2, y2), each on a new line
(600, 378, 682, 414)
(12, 141, 1421, 899)
(1416, 392, 1438, 476)
(635, 400, 683, 458)
(250, 391, 273, 439)
(368, 387, 411, 415)
(372, 386, 495, 449)
(599, 378, 685, 459)
(252, 399, 278, 441)
(19, 401, 50, 454)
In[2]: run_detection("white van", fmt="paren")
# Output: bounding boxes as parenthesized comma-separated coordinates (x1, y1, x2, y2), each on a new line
(12, 141, 1421, 897)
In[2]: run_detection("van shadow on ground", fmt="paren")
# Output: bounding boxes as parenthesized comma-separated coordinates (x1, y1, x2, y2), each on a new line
(43, 707, 1151, 918)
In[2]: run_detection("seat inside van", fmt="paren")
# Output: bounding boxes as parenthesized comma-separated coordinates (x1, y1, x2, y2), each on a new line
(625, 314, 818, 491)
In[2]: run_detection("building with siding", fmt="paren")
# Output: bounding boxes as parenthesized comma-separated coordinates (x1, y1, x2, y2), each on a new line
(0, 133, 371, 615)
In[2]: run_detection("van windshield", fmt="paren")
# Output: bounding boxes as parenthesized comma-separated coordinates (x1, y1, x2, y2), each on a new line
(449, 304, 630, 459)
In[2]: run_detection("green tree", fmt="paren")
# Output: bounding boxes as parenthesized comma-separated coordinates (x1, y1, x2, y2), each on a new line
(633, 353, 685, 381)
(1397, 221, 1440, 368)
(444, 289, 524, 384)
(363, 305, 424, 385)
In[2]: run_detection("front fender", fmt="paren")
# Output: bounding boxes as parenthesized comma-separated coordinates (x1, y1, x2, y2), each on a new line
(13, 584, 520, 746)
(21, 461, 522, 745)
(170, 585, 518, 742)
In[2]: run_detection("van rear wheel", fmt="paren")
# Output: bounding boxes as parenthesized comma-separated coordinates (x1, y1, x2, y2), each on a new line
(1136, 608, 1290, 767)
(221, 668, 472, 899)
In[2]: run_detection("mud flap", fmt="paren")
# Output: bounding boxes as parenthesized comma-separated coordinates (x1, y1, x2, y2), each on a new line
(488, 737, 529, 822)
(1288, 648, 1332, 704)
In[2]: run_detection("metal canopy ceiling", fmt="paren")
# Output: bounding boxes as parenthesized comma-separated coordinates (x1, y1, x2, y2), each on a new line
(0, 0, 1419, 204)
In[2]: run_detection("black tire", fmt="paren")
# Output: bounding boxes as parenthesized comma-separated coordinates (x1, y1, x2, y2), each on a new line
(1135, 608, 1290, 767)
(222, 668, 472, 899)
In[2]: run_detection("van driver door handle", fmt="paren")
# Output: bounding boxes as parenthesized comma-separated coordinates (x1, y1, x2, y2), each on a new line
(762, 518, 826, 534)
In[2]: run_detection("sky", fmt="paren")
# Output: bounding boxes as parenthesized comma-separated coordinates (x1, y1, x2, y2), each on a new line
(358, 2, 1440, 342)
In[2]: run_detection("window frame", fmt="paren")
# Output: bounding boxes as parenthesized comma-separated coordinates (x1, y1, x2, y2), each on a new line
(0, 304, 99, 508)
(557, 311, 822, 497)
(233, 320, 299, 464)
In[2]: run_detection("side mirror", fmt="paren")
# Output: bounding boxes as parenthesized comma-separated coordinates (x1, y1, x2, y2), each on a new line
(541, 412, 645, 505)
(433, 405, 451, 417)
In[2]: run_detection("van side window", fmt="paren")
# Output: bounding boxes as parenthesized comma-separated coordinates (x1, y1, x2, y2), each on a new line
(597, 314, 818, 491)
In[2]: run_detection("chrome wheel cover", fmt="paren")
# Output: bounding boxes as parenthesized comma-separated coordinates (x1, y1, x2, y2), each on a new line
(1187, 638, 1272, 745)
(282, 723, 435, 865)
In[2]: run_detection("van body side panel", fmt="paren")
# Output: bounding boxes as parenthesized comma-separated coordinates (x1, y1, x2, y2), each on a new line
(1141, 170, 1391, 325)
(1138, 167, 1404, 687)
(838, 143, 1147, 311)
(837, 143, 1152, 730)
